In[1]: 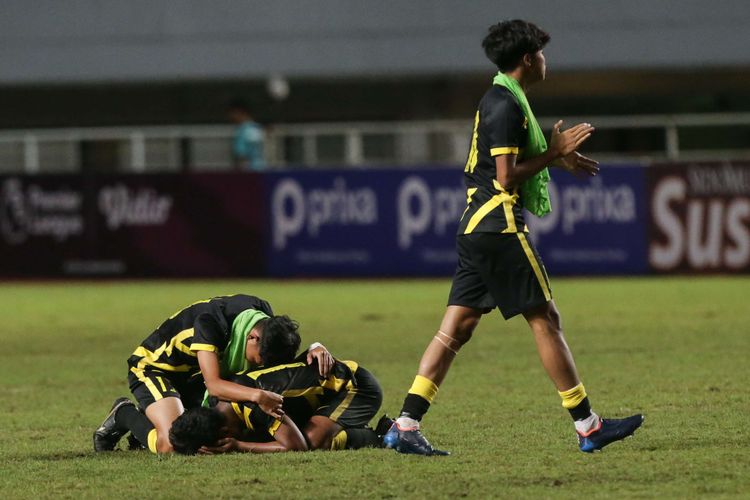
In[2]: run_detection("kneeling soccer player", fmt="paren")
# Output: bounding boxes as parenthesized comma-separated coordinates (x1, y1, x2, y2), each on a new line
(93, 294, 333, 454)
(169, 358, 388, 454)
(384, 20, 643, 455)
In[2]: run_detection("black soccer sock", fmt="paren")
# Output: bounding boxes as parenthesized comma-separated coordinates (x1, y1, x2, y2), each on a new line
(400, 393, 431, 421)
(568, 396, 593, 421)
(331, 428, 381, 450)
(115, 404, 154, 448)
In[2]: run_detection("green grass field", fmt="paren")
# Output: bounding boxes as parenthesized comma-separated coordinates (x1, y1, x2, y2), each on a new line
(1, 277, 749, 499)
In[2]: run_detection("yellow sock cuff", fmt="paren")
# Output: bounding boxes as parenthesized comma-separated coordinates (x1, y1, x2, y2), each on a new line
(331, 430, 347, 450)
(408, 375, 439, 404)
(147, 428, 159, 454)
(558, 383, 587, 409)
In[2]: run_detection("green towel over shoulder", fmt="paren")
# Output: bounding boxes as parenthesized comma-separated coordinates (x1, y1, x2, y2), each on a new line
(492, 72, 552, 217)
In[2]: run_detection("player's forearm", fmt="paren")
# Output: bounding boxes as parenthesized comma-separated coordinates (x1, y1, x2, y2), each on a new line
(497, 149, 557, 190)
(233, 440, 290, 453)
(204, 378, 263, 404)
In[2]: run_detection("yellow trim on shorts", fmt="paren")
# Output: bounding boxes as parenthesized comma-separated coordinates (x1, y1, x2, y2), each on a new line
(516, 233, 552, 301)
(130, 367, 164, 401)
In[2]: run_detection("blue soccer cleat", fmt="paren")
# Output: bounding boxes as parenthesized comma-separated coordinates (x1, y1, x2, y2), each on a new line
(383, 422, 450, 456)
(578, 414, 644, 453)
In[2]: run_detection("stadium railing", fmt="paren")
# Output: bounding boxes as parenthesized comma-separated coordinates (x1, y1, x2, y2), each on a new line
(1, 113, 750, 174)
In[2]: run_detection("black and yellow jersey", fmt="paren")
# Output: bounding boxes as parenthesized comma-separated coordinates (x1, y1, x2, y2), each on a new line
(126, 294, 273, 380)
(457, 85, 530, 235)
(222, 359, 359, 438)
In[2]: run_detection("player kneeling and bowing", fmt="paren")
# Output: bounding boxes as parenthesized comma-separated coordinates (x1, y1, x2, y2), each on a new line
(169, 340, 389, 454)
(93, 294, 333, 454)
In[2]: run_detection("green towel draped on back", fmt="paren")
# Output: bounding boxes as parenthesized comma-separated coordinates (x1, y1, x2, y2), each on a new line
(492, 72, 552, 217)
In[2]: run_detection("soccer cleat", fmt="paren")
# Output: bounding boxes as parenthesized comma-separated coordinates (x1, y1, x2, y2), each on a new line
(578, 414, 644, 453)
(374, 414, 394, 447)
(383, 422, 450, 456)
(93, 397, 134, 452)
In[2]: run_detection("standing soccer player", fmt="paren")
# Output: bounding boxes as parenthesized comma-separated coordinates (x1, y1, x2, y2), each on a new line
(385, 20, 643, 455)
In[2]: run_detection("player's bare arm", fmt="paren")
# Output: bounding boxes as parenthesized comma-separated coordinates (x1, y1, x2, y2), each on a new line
(197, 350, 285, 418)
(200, 415, 308, 454)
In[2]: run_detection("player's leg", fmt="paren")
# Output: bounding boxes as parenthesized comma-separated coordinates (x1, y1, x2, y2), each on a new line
(515, 236, 643, 452)
(144, 397, 185, 453)
(524, 300, 579, 391)
(121, 369, 184, 453)
(387, 235, 490, 455)
(311, 365, 385, 450)
(398, 305, 482, 423)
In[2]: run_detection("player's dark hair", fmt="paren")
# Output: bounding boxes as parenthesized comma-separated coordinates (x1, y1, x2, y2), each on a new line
(169, 407, 225, 455)
(482, 20, 550, 72)
(258, 315, 301, 367)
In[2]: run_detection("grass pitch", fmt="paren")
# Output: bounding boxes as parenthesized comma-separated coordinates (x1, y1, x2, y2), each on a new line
(1, 277, 749, 499)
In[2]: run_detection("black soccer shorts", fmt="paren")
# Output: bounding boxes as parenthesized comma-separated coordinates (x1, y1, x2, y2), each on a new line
(127, 368, 206, 411)
(316, 367, 383, 428)
(447, 232, 552, 319)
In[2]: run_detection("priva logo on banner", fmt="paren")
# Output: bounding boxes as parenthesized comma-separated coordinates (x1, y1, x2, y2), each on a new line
(272, 177, 378, 250)
(527, 177, 638, 239)
(397, 176, 464, 249)
(0, 178, 83, 245)
(650, 165, 750, 271)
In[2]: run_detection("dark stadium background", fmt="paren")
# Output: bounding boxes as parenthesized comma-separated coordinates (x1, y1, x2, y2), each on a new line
(1, 0, 749, 279)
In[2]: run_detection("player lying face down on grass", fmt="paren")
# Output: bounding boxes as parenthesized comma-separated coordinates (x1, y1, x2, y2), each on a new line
(168, 357, 389, 455)
(93, 294, 334, 454)
(384, 20, 643, 456)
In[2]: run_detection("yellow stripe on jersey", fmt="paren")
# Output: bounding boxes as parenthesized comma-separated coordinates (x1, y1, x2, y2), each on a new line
(329, 383, 357, 422)
(460, 187, 478, 222)
(463, 192, 517, 234)
(190, 343, 219, 353)
(283, 387, 324, 409)
(516, 233, 552, 301)
(132, 347, 193, 372)
(464, 111, 480, 174)
(131, 328, 197, 371)
(168, 299, 212, 319)
(245, 362, 306, 380)
(490, 146, 520, 156)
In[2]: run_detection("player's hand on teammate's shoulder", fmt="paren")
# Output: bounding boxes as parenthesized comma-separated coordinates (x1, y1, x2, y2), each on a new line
(549, 120, 595, 158)
(255, 389, 285, 418)
(307, 345, 335, 377)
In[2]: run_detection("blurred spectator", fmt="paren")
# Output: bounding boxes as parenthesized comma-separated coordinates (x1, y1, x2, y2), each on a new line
(227, 99, 266, 171)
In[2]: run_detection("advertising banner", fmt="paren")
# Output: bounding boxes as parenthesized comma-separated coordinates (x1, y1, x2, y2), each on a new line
(265, 169, 466, 276)
(0, 173, 266, 277)
(646, 162, 750, 273)
(526, 165, 649, 275)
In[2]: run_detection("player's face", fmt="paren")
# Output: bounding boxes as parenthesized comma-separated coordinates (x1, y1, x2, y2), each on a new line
(245, 327, 263, 365)
(533, 50, 547, 81)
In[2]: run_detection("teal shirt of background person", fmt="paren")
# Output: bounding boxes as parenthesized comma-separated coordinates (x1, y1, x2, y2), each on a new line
(233, 121, 266, 171)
